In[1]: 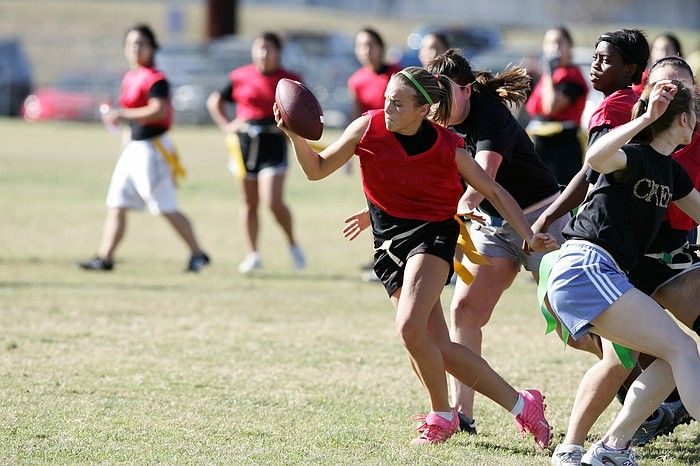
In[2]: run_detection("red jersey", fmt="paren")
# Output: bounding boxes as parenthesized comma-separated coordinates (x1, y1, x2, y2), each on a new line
(229, 64, 301, 121)
(587, 87, 638, 132)
(356, 109, 465, 221)
(347, 64, 401, 113)
(526, 66, 588, 124)
(665, 132, 700, 230)
(119, 66, 172, 130)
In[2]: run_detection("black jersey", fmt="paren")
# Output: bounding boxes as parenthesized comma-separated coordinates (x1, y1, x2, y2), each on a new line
(564, 143, 694, 271)
(450, 92, 560, 217)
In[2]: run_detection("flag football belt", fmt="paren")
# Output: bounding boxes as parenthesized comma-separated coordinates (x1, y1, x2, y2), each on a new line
(375, 216, 490, 285)
(526, 119, 578, 137)
(152, 136, 186, 186)
(644, 242, 694, 270)
(537, 250, 635, 369)
(226, 124, 281, 178)
(477, 192, 560, 229)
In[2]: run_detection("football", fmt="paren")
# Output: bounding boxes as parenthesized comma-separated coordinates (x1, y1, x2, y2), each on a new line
(275, 78, 324, 141)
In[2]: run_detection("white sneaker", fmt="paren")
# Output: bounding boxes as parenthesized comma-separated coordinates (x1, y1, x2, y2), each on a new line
(238, 252, 262, 274)
(551, 443, 583, 465)
(290, 244, 306, 270)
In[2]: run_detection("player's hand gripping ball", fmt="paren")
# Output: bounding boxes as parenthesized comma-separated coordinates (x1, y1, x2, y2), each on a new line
(275, 78, 324, 140)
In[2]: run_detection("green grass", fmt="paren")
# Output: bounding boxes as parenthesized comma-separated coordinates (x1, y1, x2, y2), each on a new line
(0, 120, 698, 464)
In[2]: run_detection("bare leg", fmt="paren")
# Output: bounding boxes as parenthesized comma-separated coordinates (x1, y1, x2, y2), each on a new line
(428, 299, 519, 411)
(603, 359, 676, 447)
(590, 288, 700, 446)
(162, 211, 203, 254)
(562, 339, 635, 446)
(653, 267, 700, 329)
(239, 178, 259, 253)
(449, 256, 518, 417)
(97, 207, 127, 261)
(258, 172, 296, 245)
(391, 253, 452, 412)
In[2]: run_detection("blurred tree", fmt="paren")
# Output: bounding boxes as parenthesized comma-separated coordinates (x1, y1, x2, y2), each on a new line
(207, 0, 238, 39)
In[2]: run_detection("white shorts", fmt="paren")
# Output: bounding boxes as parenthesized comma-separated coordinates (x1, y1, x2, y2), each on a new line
(106, 135, 178, 214)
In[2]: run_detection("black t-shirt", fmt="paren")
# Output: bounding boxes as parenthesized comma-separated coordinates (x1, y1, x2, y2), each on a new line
(449, 92, 560, 217)
(564, 143, 694, 271)
(130, 79, 169, 141)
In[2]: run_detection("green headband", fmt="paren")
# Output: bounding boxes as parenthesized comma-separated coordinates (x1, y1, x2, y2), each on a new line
(399, 70, 434, 106)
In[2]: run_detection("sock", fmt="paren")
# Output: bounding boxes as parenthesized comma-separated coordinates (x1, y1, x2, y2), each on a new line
(665, 388, 681, 403)
(693, 315, 700, 337)
(510, 394, 525, 416)
(558, 443, 584, 452)
(432, 410, 454, 422)
(602, 440, 630, 451)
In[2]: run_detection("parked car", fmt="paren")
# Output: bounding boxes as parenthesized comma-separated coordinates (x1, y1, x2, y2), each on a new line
(0, 39, 32, 116)
(399, 25, 502, 67)
(21, 72, 119, 122)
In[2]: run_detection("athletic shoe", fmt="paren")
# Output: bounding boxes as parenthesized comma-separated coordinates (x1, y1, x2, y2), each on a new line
(187, 252, 210, 272)
(290, 244, 306, 270)
(581, 440, 637, 466)
(630, 405, 674, 446)
(412, 408, 459, 445)
(458, 412, 477, 434)
(78, 256, 113, 271)
(414, 411, 477, 435)
(238, 252, 262, 274)
(551, 443, 584, 466)
(514, 389, 553, 448)
(661, 399, 694, 434)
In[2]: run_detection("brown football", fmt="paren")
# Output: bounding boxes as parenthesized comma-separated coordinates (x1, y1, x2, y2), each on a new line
(275, 78, 324, 141)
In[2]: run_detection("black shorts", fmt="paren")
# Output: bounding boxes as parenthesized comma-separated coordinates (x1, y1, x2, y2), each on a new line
(628, 252, 700, 295)
(373, 217, 459, 297)
(237, 130, 287, 176)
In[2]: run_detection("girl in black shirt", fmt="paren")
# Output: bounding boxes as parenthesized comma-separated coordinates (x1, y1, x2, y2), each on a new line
(547, 79, 700, 462)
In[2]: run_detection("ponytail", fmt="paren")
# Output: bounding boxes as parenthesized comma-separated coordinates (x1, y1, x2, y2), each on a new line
(473, 67, 531, 108)
(427, 48, 530, 109)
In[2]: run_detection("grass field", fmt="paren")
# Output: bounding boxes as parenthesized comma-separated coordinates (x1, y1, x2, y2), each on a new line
(1, 119, 698, 464)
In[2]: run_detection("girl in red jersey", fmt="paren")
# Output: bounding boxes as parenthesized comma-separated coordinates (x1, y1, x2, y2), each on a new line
(206, 32, 305, 274)
(526, 27, 589, 186)
(79, 24, 209, 272)
(348, 28, 402, 118)
(344, 28, 402, 178)
(274, 66, 558, 446)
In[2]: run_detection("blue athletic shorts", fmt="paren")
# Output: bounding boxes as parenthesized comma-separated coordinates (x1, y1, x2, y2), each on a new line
(547, 240, 634, 340)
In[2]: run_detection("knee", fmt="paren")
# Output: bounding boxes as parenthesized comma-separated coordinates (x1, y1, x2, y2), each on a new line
(396, 316, 425, 350)
(451, 299, 492, 330)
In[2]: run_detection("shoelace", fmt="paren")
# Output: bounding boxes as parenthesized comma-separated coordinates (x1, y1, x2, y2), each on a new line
(419, 423, 450, 443)
(412, 414, 428, 432)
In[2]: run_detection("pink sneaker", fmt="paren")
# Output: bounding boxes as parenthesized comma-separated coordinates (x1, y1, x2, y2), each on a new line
(412, 413, 428, 432)
(412, 408, 459, 445)
(514, 389, 552, 448)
